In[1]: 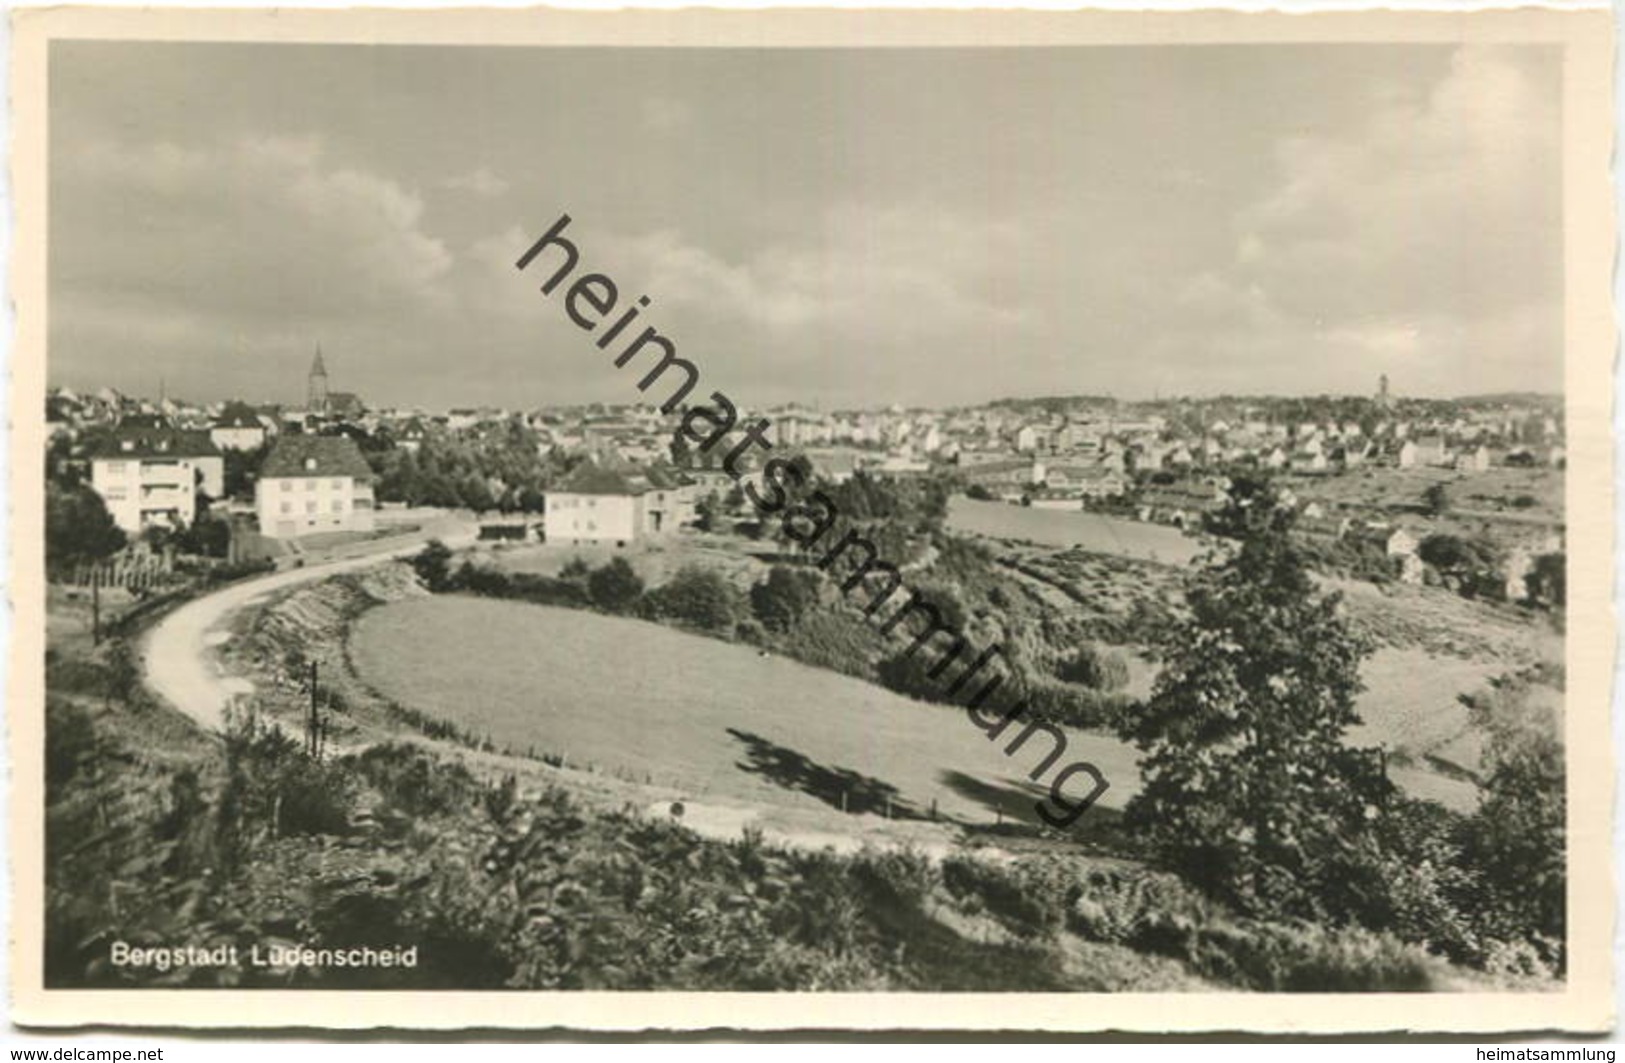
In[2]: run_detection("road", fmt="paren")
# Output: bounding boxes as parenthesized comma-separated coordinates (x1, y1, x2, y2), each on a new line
(142, 519, 475, 734)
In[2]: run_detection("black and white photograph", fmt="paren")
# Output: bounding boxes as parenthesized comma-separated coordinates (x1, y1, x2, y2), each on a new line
(8, 5, 1615, 1034)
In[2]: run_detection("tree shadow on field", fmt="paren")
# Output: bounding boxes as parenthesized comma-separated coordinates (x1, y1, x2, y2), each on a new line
(939, 769, 1050, 822)
(727, 728, 924, 819)
(939, 769, 1124, 849)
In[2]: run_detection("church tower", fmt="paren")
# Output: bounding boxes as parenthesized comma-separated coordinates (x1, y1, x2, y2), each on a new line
(1377, 373, 1391, 409)
(308, 346, 330, 412)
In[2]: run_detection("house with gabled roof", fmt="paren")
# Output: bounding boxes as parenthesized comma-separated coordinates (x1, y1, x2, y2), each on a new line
(255, 434, 376, 538)
(544, 459, 686, 545)
(210, 401, 270, 452)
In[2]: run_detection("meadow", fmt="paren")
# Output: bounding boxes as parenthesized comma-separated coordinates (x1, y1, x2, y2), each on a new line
(946, 496, 1202, 565)
(349, 595, 1478, 825)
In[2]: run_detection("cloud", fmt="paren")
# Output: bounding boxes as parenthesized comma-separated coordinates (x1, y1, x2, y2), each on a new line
(51, 134, 457, 396)
(442, 166, 510, 198)
(1143, 46, 1562, 395)
(55, 135, 452, 328)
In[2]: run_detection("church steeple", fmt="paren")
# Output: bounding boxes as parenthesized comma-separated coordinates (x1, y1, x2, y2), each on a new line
(308, 345, 330, 411)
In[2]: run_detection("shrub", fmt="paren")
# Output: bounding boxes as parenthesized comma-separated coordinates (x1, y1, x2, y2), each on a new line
(1066, 866, 1213, 951)
(647, 565, 739, 634)
(1054, 644, 1130, 692)
(787, 612, 875, 679)
(940, 855, 1071, 939)
(1193, 922, 1438, 992)
(1020, 677, 1122, 730)
(749, 565, 822, 633)
(587, 558, 644, 614)
(346, 743, 480, 820)
(45, 698, 98, 792)
(410, 540, 455, 592)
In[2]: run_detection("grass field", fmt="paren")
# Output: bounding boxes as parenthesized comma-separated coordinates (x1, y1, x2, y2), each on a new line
(350, 596, 1478, 828)
(947, 496, 1202, 565)
(1291, 467, 1564, 540)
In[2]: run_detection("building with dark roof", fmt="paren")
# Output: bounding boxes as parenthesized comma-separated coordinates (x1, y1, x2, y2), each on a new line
(89, 425, 224, 534)
(545, 459, 689, 545)
(255, 434, 376, 538)
(210, 401, 270, 452)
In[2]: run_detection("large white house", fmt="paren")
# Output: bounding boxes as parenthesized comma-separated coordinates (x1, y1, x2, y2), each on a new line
(90, 424, 225, 534)
(544, 461, 686, 545)
(255, 434, 376, 538)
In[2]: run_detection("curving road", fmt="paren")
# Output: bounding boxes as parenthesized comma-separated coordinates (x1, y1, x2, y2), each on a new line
(142, 519, 476, 734)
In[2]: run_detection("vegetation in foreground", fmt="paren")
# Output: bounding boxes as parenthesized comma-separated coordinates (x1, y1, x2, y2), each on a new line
(49, 679, 1479, 992)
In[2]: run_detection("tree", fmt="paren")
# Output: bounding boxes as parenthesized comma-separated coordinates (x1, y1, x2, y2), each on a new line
(45, 484, 126, 575)
(176, 516, 231, 559)
(1121, 477, 1389, 918)
(586, 558, 644, 614)
(649, 565, 739, 634)
(1462, 670, 1566, 967)
(410, 540, 454, 592)
(222, 444, 269, 501)
(694, 494, 720, 533)
(1525, 552, 1566, 610)
(749, 565, 822, 633)
(1422, 482, 1451, 517)
(1419, 534, 1504, 599)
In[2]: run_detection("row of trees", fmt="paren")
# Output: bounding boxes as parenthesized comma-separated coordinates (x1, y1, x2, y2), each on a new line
(370, 424, 581, 514)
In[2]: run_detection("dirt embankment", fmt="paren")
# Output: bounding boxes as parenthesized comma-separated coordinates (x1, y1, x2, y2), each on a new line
(221, 562, 428, 743)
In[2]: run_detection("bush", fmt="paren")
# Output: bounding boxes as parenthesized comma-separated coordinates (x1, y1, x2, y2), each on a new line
(411, 540, 454, 592)
(45, 698, 97, 792)
(1066, 866, 1214, 950)
(1054, 644, 1130, 692)
(587, 558, 644, 614)
(749, 565, 822, 633)
(1020, 677, 1123, 730)
(875, 649, 946, 702)
(940, 855, 1071, 939)
(647, 565, 739, 634)
(1192, 922, 1438, 992)
(787, 611, 875, 679)
(346, 743, 480, 820)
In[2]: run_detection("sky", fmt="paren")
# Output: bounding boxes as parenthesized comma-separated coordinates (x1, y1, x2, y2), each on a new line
(48, 42, 1564, 409)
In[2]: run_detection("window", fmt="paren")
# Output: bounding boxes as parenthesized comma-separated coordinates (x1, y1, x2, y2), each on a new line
(281, 501, 292, 514)
(305, 480, 315, 492)
(331, 500, 343, 513)
(105, 461, 126, 475)
(330, 479, 343, 490)
(305, 501, 316, 514)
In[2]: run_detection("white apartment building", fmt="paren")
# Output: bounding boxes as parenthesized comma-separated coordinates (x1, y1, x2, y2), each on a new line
(90, 426, 224, 534)
(255, 434, 377, 538)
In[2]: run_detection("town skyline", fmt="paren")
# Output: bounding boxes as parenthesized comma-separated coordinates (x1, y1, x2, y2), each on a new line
(45, 363, 1565, 416)
(49, 41, 1564, 409)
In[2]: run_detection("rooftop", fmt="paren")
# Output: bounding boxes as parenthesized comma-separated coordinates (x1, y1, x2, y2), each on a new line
(261, 434, 375, 480)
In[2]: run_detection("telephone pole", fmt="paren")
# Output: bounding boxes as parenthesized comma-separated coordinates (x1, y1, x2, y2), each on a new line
(307, 660, 320, 758)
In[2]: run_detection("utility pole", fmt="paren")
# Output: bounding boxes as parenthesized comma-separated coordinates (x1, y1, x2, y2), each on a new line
(90, 569, 101, 646)
(307, 661, 320, 758)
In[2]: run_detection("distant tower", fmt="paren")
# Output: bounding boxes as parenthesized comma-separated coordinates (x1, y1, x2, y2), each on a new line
(1377, 373, 1391, 409)
(308, 346, 329, 412)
